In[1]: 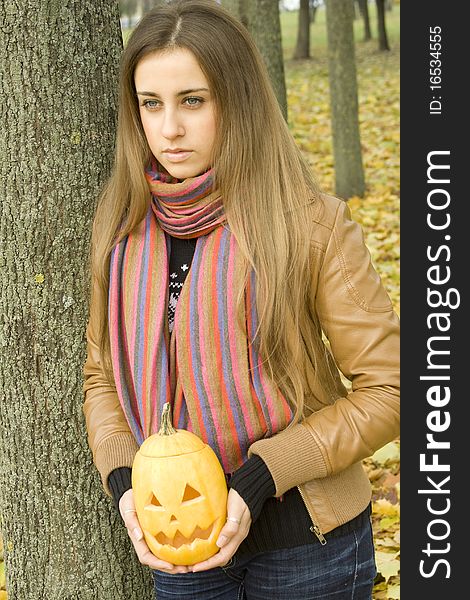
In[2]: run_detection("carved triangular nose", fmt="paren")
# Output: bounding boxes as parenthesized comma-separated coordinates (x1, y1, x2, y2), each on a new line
(170, 514, 178, 522)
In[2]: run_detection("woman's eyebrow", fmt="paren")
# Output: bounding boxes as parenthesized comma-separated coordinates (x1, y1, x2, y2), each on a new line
(136, 87, 209, 97)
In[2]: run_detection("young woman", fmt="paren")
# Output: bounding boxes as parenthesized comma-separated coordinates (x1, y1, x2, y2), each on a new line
(83, 1, 400, 598)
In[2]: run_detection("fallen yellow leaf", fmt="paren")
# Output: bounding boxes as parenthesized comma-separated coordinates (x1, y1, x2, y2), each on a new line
(375, 550, 400, 582)
(373, 498, 400, 518)
(387, 583, 400, 599)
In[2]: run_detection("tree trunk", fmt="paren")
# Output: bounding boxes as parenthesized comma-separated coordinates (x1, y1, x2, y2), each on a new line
(0, 1, 153, 598)
(222, 0, 288, 121)
(353, 0, 360, 19)
(376, 0, 390, 51)
(325, 0, 365, 199)
(309, 1, 318, 23)
(357, 0, 372, 41)
(141, 0, 164, 15)
(293, 0, 311, 59)
(119, 0, 139, 24)
(222, 0, 246, 24)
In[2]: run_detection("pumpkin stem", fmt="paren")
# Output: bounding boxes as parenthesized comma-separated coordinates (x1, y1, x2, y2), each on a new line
(159, 402, 177, 436)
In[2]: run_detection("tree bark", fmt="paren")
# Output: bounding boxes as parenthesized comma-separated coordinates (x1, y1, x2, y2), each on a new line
(293, 0, 311, 59)
(325, 0, 365, 199)
(222, 0, 288, 121)
(357, 0, 372, 41)
(376, 0, 390, 51)
(0, 1, 153, 597)
(222, 0, 247, 25)
(352, 0, 360, 19)
(309, 0, 318, 23)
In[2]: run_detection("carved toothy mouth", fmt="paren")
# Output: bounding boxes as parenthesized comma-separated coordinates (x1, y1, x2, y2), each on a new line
(154, 523, 215, 548)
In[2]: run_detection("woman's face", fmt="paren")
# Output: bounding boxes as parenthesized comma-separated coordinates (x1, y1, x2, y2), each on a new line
(134, 48, 217, 179)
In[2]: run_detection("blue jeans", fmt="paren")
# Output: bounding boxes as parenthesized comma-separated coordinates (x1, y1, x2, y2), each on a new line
(152, 518, 376, 599)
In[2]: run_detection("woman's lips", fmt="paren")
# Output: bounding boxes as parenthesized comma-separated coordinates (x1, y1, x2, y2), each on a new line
(163, 150, 193, 162)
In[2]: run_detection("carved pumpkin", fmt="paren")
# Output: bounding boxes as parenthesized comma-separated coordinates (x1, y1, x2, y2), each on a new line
(132, 402, 228, 565)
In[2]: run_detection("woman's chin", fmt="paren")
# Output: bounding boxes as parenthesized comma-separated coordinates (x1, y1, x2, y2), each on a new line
(159, 160, 209, 180)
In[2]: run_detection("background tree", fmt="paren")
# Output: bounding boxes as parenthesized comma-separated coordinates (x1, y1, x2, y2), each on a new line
(324, 0, 365, 198)
(291, 0, 321, 61)
(119, 0, 139, 27)
(376, 0, 390, 50)
(293, 0, 311, 59)
(357, 0, 372, 41)
(141, 0, 165, 16)
(222, 0, 288, 120)
(0, 0, 153, 597)
(309, 0, 319, 23)
(352, 0, 360, 19)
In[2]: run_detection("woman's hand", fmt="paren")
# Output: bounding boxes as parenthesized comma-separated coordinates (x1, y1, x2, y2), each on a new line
(190, 488, 252, 573)
(119, 488, 190, 574)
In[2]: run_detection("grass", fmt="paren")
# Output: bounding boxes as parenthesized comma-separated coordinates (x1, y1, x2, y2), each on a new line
(280, 2, 400, 59)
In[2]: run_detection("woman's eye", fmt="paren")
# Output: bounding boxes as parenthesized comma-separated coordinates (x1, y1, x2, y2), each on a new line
(142, 99, 160, 110)
(184, 97, 204, 107)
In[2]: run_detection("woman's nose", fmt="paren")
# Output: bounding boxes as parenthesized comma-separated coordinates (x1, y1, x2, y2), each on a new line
(161, 108, 184, 139)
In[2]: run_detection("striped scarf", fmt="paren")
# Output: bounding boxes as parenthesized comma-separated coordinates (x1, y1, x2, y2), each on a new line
(108, 167, 294, 473)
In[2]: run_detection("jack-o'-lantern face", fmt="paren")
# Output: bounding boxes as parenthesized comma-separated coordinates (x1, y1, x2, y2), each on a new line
(132, 417, 228, 566)
(146, 483, 215, 548)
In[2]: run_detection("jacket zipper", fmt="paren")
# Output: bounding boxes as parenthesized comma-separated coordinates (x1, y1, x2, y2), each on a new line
(297, 485, 327, 545)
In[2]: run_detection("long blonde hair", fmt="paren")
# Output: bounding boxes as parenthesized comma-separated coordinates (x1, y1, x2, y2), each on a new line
(91, 0, 333, 423)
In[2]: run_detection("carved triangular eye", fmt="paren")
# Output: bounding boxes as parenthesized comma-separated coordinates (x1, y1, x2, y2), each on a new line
(150, 494, 162, 507)
(182, 484, 201, 502)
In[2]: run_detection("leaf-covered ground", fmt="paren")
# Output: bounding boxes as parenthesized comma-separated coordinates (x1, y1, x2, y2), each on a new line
(284, 18, 400, 600)
(286, 46, 400, 314)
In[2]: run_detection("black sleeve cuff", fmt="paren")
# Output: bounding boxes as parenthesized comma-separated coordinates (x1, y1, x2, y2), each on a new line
(108, 467, 133, 512)
(228, 455, 276, 522)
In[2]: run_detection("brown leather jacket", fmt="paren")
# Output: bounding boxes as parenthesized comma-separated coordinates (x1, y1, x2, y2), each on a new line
(83, 194, 400, 541)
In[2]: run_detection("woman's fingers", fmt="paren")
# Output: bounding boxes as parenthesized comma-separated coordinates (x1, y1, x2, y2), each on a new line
(118, 489, 189, 573)
(191, 533, 242, 572)
(126, 521, 190, 573)
(119, 488, 254, 574)
(216, 514, 244, 548)
(123, 511, 143, 542)
(132, 535, 190, 573)
(129, 528, 191, 573)
(191, 492, 252, 572)
(216, 488, 251, 549)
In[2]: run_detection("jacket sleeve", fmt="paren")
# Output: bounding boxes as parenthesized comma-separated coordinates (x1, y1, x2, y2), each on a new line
(248, 199, 400, 496)
(82, 277, 139, 496)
